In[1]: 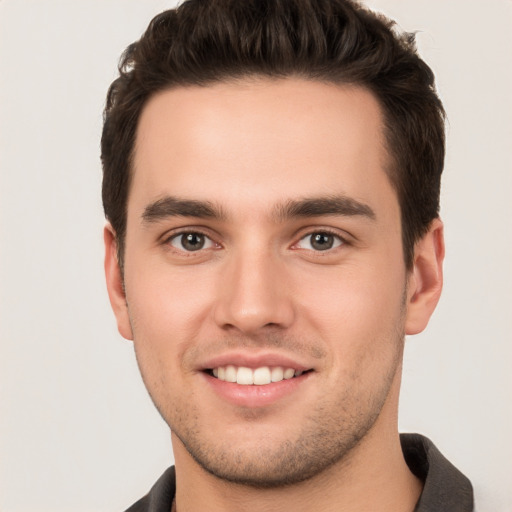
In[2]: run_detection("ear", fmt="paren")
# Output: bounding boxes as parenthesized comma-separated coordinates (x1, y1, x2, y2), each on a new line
(104, 224, 133, 340)
(405, 218, 445, 335)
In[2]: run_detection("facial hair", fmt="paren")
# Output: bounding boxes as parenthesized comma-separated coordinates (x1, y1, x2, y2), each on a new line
(137, 324, 404, 489)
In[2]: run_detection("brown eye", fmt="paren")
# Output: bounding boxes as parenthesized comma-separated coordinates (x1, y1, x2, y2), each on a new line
(297, 232, 343, 251)
(311, 233, 334, 250)
(170, 232, 214, 252)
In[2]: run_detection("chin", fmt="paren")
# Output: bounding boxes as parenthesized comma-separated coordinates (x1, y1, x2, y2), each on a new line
(171, 403, 381, 489)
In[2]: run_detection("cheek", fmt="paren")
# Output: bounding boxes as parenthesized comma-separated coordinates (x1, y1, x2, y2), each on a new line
(123, 262, 225, 401)
(125, 270, 204, 412)
(125, 261, 215, 341)
(299, 260, 404, 320)
(293, 260, 406, 364)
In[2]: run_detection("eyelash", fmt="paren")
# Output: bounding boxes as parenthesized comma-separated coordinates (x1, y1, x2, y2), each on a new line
(292, 228, 348, 253)
(161, 227, 350, 255)
(163, 229, 219, 254)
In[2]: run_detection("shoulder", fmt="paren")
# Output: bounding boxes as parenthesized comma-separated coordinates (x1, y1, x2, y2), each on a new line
(124, 466, 176, 512)
(401, 433, 474, 512)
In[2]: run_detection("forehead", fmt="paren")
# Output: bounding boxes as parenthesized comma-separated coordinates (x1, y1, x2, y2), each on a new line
(130, 78, 396, 220)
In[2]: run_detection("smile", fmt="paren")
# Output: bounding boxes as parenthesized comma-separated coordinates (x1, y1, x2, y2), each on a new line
(210, 365, 306, 385)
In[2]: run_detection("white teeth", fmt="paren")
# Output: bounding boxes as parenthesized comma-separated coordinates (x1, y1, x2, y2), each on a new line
(253, 367, 271, 385)
(271, 367, 284, 382)
(236, 367, 253, 385)
(284, 368, 295, 379)
(225, 365, 237, 383)
(212, 365, 305, 385)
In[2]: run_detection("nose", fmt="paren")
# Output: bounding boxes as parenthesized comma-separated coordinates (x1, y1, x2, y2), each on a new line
(213, 248, 295, 335)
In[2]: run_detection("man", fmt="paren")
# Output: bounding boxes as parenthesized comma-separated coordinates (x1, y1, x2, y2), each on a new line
(101, 0, 473, 510)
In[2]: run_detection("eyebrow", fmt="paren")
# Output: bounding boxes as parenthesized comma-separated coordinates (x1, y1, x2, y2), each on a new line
(274, 196, 376, 221)
(142, 196, 226, 223)
(141, 194, 376, 224)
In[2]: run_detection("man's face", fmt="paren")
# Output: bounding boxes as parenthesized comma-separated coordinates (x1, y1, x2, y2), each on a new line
(107, 79, 424, 485)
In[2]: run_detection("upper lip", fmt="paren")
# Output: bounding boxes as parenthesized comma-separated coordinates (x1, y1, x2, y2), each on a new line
(198, 351, 313, 372)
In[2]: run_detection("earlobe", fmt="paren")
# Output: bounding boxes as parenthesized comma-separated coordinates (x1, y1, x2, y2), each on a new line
(104, 224, 134, 340)
(405, 218, 445, 335)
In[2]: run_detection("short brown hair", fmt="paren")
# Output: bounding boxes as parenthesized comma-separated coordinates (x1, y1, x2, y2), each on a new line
(101, 0, 445, 269)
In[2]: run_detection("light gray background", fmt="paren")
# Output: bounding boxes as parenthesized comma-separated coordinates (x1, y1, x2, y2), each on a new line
(1, 1, 510, 511)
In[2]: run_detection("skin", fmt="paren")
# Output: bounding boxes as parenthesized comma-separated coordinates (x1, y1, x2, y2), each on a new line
(105, 78, 444, 512)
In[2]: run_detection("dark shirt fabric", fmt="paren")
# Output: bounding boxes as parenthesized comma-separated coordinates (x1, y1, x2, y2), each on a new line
(124, 433, 473, 512)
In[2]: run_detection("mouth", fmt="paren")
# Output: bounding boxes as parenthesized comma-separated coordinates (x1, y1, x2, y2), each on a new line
(201, 356, 315, 407)
(206, 365, 313, 386)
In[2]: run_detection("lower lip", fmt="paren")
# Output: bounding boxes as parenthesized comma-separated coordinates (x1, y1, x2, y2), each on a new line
(202, 371, 311, 408)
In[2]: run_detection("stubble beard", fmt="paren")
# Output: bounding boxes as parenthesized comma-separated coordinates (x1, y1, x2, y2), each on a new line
(154, 335, 403, 489)
(171, 382, 397, 489)
(134, 290, 408, 489)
